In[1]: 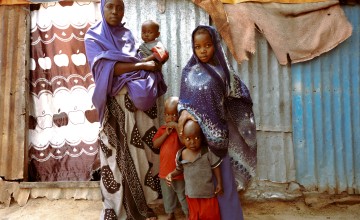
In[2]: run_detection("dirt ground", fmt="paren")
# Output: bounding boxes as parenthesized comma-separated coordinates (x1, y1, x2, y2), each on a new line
(1, 197, 360, 220)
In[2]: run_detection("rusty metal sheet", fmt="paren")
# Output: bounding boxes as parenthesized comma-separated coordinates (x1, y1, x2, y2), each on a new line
(0, 5, 30, 180)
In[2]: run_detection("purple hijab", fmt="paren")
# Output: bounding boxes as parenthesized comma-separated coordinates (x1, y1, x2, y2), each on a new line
(84, 0, 167, 122)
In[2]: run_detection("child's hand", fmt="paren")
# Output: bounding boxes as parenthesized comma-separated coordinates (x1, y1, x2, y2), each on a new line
(166, 121, 177, 127)
(166, 127, 173, 135)
(214, 184, 223, 196)
(166, 121, 177, 135)
(165, 174, 173, 186)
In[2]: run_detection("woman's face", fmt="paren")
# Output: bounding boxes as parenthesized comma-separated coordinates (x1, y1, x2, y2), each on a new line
(193, 31, 215, 63)
(103, 0, 124, 27)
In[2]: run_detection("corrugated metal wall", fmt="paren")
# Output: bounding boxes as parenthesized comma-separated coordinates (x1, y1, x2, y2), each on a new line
(0, 5, 30, 180)
(228, 33, 295, 183)
(292, 5, 359, 194)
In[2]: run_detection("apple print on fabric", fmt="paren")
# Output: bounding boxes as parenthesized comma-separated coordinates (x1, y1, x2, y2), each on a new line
(71, 49, 87, 66)
(53, 109, 69, 127)
(38, 54, 52, 70)
(54, 50, 69, 67)
(85, 107, 99, 124)
(29, 2, 101, 182)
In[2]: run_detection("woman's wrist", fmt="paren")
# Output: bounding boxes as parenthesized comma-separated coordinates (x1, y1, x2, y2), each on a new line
(134, 62, 143, 70)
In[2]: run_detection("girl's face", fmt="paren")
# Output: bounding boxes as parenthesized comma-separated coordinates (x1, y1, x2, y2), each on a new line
(193, 31, 215, 63)
(104, 0, 124, 27)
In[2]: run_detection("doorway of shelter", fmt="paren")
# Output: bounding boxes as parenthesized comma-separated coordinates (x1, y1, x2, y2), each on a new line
(28, 2, 101, 182)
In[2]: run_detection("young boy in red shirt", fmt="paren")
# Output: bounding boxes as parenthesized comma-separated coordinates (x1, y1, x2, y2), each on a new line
(153, 96, 188, 220)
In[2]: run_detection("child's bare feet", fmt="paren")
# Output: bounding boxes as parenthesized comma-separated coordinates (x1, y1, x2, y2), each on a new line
(166, 213, 175, 220)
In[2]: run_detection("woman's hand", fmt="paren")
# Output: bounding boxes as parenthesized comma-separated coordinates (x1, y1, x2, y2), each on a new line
(141, 60, 162, 72)
(178, 110, 197, 135)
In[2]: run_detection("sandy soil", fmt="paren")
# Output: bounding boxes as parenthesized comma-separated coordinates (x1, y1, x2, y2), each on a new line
(1, 198, 360, 220)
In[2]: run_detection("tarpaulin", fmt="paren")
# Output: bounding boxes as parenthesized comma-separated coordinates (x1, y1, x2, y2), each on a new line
(193, 0, 352, 65)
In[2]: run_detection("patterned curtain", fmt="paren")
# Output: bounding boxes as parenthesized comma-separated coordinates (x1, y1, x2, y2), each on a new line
(29, 1, 101, 181)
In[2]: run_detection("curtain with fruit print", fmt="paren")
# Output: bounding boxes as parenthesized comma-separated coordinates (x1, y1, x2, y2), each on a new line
(29, 1, 101, 181)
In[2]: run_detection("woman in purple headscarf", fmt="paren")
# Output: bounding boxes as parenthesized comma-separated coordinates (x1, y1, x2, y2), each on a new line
(178, 25, 257, 220)
(84, 0, 166, 219)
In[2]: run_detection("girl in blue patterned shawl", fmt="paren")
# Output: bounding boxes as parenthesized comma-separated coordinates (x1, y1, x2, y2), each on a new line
(178, 25, 257, 220)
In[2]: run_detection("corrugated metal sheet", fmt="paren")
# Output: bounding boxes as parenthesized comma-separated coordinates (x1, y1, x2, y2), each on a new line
(292, 5, 360, 194)
(0, 5, 30, 180)
(228, 32, 295, 183)
(123, 0, 209, 98)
